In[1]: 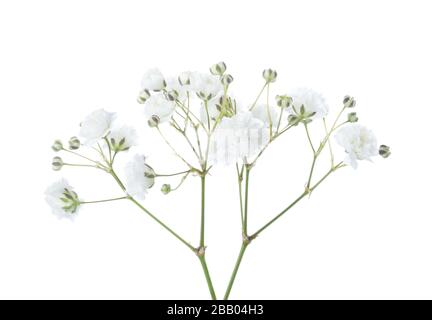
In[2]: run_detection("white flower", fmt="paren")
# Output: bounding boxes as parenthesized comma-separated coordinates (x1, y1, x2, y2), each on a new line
(124, 155, 155, 200)
(79, 109, 115, 145)
(335, 124, 378, 169)
(143, 94, 175, 124)
(45, 179, 80, 219)
(165, 77, 188, 102)
(210, 111, 269, 165)
(107, 126, 138, 152)
(141, 68, 166, 91)
(178, 71, 192, 86)
(289, 88, 328, 119)
(251, 103, 279, 127)
(190, 72, 223, 100)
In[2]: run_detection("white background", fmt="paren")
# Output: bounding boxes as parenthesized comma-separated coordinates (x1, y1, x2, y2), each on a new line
(0, 0, 431, 300)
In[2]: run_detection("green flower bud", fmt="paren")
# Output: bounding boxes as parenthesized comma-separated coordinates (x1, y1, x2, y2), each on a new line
(263, 68, 277, 83)
(137, 89, 151, 104)
(276, 95, 292, 108)
(178, 72, 191, 86)
(52, 156, 64, 171)
(161, 184, 171, 195)
(52, 140, 63, 152)
(379, 145, 391, 158)
(347, 112, 358, 123)
(221, 74, 234, 86)
(343, 95, 356, 108)
(165, 90, 178, 101)
(148, 115, 160, 128)
(61, 188, 80, 214)
(68, 136, 80, 150)
(210, 61, 227, 76)
(287, 114, 300, 126)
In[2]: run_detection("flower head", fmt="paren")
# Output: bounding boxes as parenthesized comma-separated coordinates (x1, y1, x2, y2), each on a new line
(79, 109, 115, 145)
(45, 179, 80, 218)
(68, 136, 80, 150)
(143, 94, 175, 124)
(190, 72, 223, 100)
(210, 111, 268, 165)
(52, 140, 63, 152)
(335, 124, 378, 169)
(141, 68, 166, 91)
(289, 88, 328, 119)
(52, 156, 64, 171)
(108, 126, 138, 152)
(124, 155, 155, 200)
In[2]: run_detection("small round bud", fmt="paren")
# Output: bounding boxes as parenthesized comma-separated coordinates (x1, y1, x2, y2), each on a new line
(347, 112, 358, 123)
(52, 156, 64, 171)
(379, 145, 391, 158)
(178, 72, 191, 86)
(343, 95, 356, 108)
(276, 95, 292, 108)
(221, 74, 234, 86)
(263, 68, 277, 83)
(52, 140, 63, 152)
(137, 89, 151, 104)
(210, 61, 227, 76)
(61, 188, 80, 214)
(68, 136, 80, 150)
(161, 184, 171, 195)
(148, 115, 160, 128)
(165, 90, 178, 101)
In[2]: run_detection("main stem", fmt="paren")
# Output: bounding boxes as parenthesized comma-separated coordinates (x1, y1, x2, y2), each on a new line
(198, 174, 217, 300)
(224, 242, 248, 300)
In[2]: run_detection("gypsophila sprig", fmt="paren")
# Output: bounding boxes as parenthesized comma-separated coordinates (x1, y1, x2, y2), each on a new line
(46, 61, 390, 300)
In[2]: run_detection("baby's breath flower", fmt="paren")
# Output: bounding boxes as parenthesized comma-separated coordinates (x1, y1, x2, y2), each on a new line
(124, 155, 155, 200)
(45, 179, 80, 218)
(52, 140, 63, 152)
(108, 126, 138, 152)
(276, 95, 292, 108)
(178, 71, 192, 86)
(143, 94, 175, 124)
(221, 74, 234, 86)
(289, 88, 328, 120)
(161, 184, 171, 195)
(79, 109, 115, 145)
(141, 68, 166, 91)
(68, 136, 80, 150)
(210, 62, 227, 76)
(379, 145, 391, 158)
(335, 124, 378, 169)
(343, 95, 356, 108)
(262, 69, 277, 83)
(190, 72, 223, 101)
(347, 112, 358, 123)
(137, 89, 151, 104)
(52, 156, 64, 171)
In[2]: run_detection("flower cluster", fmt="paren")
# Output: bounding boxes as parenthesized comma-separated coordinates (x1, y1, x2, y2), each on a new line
(45, 61, 390, 300)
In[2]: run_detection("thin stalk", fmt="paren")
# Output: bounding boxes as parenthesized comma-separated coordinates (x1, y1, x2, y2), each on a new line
(243, 167, 251, 235)
(266, 83, 273, 137)
(157, 127, 194, 169)
(155, 170, 191, 177)
(236, 164, 245, 230)
(200, 175, 206, 247)
(204, 100, 211, 131)
(62, 148, 106, 168)
(249, 82, 268, 111)
(276, 107, 284, 134)
(80, 196, 128, 204)
(224, 243, 248, 300)
(63, 163, 105, 170)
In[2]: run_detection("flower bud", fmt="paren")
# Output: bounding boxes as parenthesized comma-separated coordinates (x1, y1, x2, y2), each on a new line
(52, 140, 63, 152)
(68, 136, 80, 150)
(343, 95, 356, 108)
(210, 61, 227, 76)
(161, 184, 171, 195)
(148, 115, 160, 128)
(178, 72, 191, 86)
(137, 89, 151, 104)
(263, 68, 277, 83)
(347, 112, 358, 123)
(165, 90, 178, 101)
(276, 95, 292, 108)
(221, 74, 234, 86)
(52, 156, 64, 171)
(379, 145, 391, 158)
(61, 187, 80, 214)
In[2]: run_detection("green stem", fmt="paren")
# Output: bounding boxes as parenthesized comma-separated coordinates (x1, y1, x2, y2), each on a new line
(236, 164, 245, 230)
(80, 196, 128, 204)
(199, 256, 217, 300)
(249, 82, 268, 111)
(224, 243, 248, 300)
(243, 167, 251, 235)
(200, 175, 206, 247)
(156, 170, 191, 177)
